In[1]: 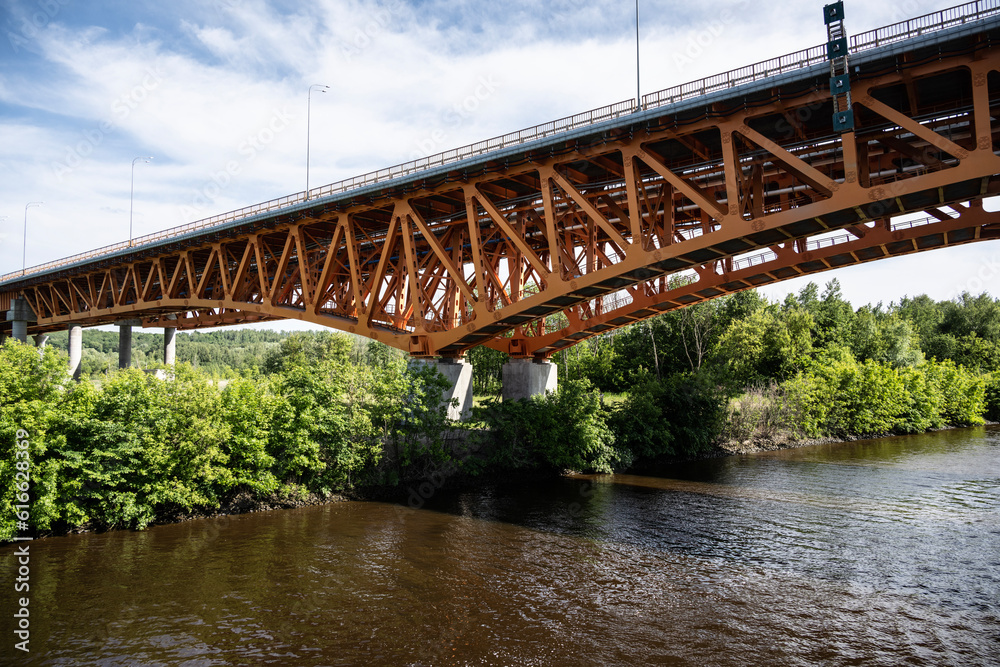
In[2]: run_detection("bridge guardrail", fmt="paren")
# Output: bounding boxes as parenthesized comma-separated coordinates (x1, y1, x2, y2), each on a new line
(850, 0, 1000, 51)
(3, 0, 997, 285)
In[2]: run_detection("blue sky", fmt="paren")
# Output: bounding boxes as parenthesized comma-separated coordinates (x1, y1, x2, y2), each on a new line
(0, 0, 995, 332)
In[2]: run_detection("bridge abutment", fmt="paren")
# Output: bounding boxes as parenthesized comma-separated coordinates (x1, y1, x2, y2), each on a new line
(68, 325, 83, 380)
(502, 359, 557, 403)
(411, 357, 473, 421)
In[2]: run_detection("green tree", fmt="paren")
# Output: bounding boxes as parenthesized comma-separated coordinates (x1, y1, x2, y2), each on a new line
(611, 372, 725, 461)
(0, 342, 70, 540)
(708, 307, 812, 390)
(477, 378, 621, 473)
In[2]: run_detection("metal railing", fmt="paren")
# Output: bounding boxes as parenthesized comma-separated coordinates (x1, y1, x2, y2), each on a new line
(640, 0, 1000, 110)
(850, 0, 1000, 51)
(3, 0, 997, 286)
(640, 44, 830, 109)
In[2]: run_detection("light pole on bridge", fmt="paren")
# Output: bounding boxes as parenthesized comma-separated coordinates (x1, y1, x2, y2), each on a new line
(306, 83, 329, 201)
(130, 156, 153, 247)
(22, 202, 42, 277)
(635, 0, 642, 111)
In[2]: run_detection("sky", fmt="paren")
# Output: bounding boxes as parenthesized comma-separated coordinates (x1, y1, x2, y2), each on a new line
(1, 0, 997, 334)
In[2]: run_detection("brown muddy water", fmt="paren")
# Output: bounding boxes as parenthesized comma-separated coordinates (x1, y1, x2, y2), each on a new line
(2, 427, 999, 665)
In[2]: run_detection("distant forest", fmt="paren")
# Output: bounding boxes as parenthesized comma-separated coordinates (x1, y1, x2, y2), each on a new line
(40, 328, 336, 378)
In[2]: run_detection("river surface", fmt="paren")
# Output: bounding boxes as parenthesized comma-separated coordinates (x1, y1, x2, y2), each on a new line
(3, 427, 999, 666)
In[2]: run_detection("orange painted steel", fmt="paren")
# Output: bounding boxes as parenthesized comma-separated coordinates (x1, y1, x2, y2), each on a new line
(4, 11, 1000, 359)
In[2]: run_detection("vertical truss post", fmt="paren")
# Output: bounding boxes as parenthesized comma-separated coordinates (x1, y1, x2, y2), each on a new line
(825, 1, 854, 132)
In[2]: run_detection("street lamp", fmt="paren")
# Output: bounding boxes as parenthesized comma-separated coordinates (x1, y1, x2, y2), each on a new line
(23, 202, 42, 276)
(130, 156, 153, 246)
(635, 0, 641, 110)
(306, 83, 329, 200)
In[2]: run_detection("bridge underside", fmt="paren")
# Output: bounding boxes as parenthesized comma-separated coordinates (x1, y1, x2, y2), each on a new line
(5, 26, 1000, 358)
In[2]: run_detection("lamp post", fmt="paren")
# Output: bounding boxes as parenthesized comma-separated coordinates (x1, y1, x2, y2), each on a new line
(635, 0, 641, 110)
(22, 202, 42, 276)
(130, 156, 153, 246)
(306, 84, 329, 200)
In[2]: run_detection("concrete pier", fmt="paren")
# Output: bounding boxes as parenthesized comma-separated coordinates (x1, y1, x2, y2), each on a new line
(6, 298, 36, 343)
(502, 359, 558, 402)
(114, 319, 142, 369)
(164, 326, 176, 366)
(68, 325, 83, 380)
(411, 357, 473, 421)
(118, 325, 132, 369)
(33, 334, 48, 349)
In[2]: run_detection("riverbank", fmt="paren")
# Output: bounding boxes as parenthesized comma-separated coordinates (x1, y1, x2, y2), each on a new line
(10, 424, 993, 543)
(712, 421, 997, 456)
(46, 488, 351, 538)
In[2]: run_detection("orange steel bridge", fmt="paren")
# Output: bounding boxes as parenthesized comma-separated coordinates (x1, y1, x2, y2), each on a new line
(5, 0, 1000, 361)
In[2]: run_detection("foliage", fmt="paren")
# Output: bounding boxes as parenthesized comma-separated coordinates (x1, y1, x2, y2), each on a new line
(0, 342, 69, 541)
(721, 383, 788, 443)
(467, 344, 508, 396)
(782, 354, 983, 438)
(5, 283, 1000, 540)
(475, 378, 621, 473)
(0, 330, 458, 538)
(610, 372, 725, 461)
(984, 374, 1000, 422)
(708, 307, 812, 391)
(381, 362, 457, 478)
(924, 359, 985, 427)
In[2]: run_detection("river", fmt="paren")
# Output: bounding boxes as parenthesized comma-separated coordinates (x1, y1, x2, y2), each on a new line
(3, 427, 999, 665)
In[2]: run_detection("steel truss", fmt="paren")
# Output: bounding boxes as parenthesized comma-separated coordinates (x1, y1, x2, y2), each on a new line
(7, 39, 1000, 359)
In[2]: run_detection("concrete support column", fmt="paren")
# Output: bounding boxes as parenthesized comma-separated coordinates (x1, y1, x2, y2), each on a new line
(68, 325, 83, 380)
(163, 327, 176, 366)
(115, 319, 141, 370)
(411, 357, 473, 421)
(118, 324, 132, 369)
(33, 334, 48, 349)
(502, 358, 558, 403)
(6, 298, 36, 343)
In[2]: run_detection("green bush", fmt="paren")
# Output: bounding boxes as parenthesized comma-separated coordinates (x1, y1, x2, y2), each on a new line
(476, 378, 621, 473)
(611, 372, 725, 461)
(0, 342, 70, 541)
(985, 373, 1000, 422)
(896, 366, 946, 433)
(926, 360, 985, 427)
